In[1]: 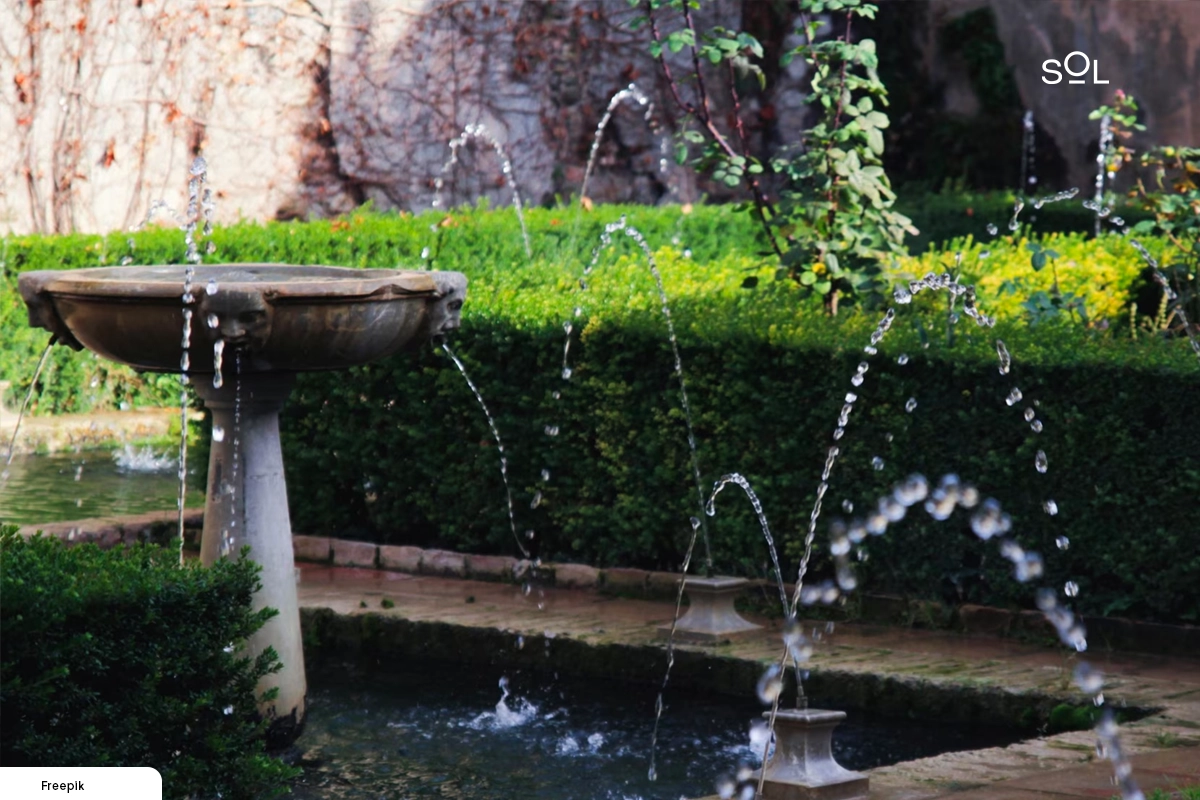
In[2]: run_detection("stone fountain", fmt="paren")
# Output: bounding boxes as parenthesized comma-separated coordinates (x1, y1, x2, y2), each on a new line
(18, 263, 467, 746)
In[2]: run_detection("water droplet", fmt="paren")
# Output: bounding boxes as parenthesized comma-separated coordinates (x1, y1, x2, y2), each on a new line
(206, 313, 219, 329)
(1056, 535, 1069, 550)
(842, 499, 854, 513)
(1073, 662, 1103, 694)
(561, 366, 573, 380)
(893, 286, 912, 304)
(1094, 692, 1105, 706)
(863, 346, 878, 355)
(986, 223, 999, 236)
(905, 397, 918, 413)
(850, 373, 864, 387)
(1006, 388, 1023, 406)
(995, 340, 1011, 375)
(1030, 420, 1043, 433)
(845, 392, 858, 403)
(979, 250, 991, 259)
(223, 705, 234, 715)
(756, 664, 783, 704)
(832, 427, 845, 440)
(897, 354, 909, 365)
(1035, 450, 1048, 473)
(1065, 581, 1079, 597)
(206, 279, 219, 295)
(885, 432, 894, 443)
(969, 498, 1009, 540)
(1024, 407, 1035, 422)
(749, 719, 772, 750)
(541, 469, 550, 482)
(716, 775, 736, 799)
(544, 425, 559, 437)
(213, 425, 225, 442)
(530, 491, 543, 509)
(871, 456, 884, 471)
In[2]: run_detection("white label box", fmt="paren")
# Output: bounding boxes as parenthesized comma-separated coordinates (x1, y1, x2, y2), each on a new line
(0, 767, 162, 799)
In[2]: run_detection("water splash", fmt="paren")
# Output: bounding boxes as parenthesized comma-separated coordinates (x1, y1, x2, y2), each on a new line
(468, 675, 540, 730)
(442, 344, 528, 558)
(113, 444, 174, 473)
(432, 122, 531, 258)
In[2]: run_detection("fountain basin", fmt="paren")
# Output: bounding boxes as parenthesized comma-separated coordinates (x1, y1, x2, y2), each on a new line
(18, 264, 465, 373)
(17, 262, 467, 748)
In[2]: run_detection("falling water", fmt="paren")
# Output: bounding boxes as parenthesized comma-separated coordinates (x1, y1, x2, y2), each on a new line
(1032, 187, 1079, 210)
(221, 351, 244, 558)
(1, 338, 57, 484)
(559, 215, 713, 569)
(431, 123, 531, 258)
(646, 515, 702, 783)
(1093, 114, 1114, 237)
(1128, 239, 1200, 362)
(794, 273, 997, 610)
(1007, 198, 1025, 232)
(442, 343, 528, 558)
(580, 83, 670, 202)
(806, 476, 1142, 800)
(175, 155, 214, 563)
(1019, 110, 1037, 195)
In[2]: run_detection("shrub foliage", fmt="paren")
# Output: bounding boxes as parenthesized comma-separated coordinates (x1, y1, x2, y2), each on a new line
(0, 528, 297, 799)
(2, 206, 1196, 626)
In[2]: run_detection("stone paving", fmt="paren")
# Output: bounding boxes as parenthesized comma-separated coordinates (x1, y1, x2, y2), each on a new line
(296, 563, 1200, 800)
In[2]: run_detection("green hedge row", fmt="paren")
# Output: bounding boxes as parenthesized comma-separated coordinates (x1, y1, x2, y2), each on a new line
(0, 528, 296, 799)
(3, 205, 1195, 626)
(1, 195, 1153, 415)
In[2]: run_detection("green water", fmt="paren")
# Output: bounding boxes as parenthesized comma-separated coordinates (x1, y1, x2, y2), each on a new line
(0, 449, 204, 526)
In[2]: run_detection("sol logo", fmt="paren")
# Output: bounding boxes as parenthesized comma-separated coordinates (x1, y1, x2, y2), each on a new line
(1042, 51, 1110, 85)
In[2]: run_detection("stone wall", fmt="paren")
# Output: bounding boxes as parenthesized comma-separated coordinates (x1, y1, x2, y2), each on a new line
(1, 0, 1194, 236)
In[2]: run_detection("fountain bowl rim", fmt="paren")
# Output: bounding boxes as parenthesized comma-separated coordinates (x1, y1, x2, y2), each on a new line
(18, 264, 444, 302)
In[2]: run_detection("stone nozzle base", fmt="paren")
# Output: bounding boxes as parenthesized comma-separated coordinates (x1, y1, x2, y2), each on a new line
(754, 709, 868, 800)
(657, 576, 762, 644)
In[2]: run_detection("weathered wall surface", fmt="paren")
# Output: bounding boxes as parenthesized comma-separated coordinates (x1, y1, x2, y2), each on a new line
(984, 0, 1200, 188)
(0, 0, 353, 236)
(1, 0, 1194, 236)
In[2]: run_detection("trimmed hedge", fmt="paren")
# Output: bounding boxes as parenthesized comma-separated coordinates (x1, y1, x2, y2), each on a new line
(3, 206, 1196, 626)
(0, 528, 296, 799)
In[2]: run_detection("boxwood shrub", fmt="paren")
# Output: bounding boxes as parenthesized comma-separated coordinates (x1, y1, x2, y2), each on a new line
(2, 205, 1195, 626)
(0, 527, 297, 799)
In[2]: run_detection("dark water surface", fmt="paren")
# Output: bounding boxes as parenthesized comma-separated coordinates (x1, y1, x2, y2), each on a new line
(292, 663, 1022, 800)
(0, 449, 203, 525)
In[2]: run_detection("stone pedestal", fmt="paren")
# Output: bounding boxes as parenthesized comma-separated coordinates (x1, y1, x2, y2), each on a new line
(658, 576, 761, 643)
(195, 373, 306, 748)
(756, 709, 868, 800)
